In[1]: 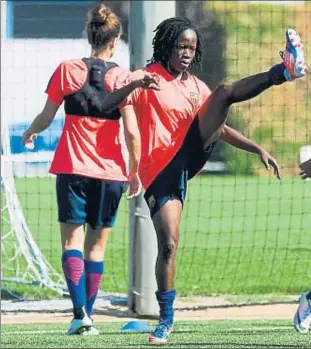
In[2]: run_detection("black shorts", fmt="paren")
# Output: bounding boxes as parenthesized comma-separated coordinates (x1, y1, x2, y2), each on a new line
(144, 117, 217, 217)
(56, 174, 124, 229)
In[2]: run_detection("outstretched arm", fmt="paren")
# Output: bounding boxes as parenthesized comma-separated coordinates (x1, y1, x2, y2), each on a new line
(99, 74, 160, 114)
(22, 71, 160, 149)
(220, 124, 281, 179)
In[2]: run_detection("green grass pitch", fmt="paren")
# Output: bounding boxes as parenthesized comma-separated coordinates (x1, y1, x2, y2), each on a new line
(2, 175, 310, 299)
(2, 320, 311, 348)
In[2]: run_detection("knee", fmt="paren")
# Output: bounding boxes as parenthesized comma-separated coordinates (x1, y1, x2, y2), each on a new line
(158, 237, 179, 262)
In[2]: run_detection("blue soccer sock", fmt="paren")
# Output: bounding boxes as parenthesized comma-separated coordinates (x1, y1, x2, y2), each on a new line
(85, 260, 104, 318)
(62, 249, 86, 319)
(156, 289, 176, 327)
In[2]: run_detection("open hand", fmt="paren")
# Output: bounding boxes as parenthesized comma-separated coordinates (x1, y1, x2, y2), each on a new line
(259, 149, 281, 180)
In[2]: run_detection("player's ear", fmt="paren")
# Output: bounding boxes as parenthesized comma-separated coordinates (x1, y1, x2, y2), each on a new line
(110, 37, 119, 51)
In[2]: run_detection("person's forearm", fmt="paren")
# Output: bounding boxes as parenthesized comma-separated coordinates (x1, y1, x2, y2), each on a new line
(220, 125, 262, 154)
(28, 113, 54, 134)
(100, 81, 140, 113)
(124, 130, 141, 173)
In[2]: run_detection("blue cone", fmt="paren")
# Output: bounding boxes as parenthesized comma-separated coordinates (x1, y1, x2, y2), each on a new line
(120, 320, 152, 333)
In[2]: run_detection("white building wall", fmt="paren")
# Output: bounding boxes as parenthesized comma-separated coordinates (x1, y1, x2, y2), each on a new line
(1, 39, 129, 125)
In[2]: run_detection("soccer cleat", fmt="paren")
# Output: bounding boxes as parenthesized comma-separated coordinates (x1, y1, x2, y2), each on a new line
(66, 316, 92, 335)
(149, 320, 173, 344)
(280, 28, 308, 81)
(293, 292, 311, 334)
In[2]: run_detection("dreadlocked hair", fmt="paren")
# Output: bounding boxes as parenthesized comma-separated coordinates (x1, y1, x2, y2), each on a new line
(148, 17, 204, 70)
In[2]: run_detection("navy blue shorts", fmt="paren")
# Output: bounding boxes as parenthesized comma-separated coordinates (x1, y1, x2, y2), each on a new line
(144, 117, 217, 217)
(56, 174, 124, 229)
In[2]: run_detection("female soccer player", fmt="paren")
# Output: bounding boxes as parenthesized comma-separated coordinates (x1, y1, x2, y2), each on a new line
(114, 18, 308, 344)
(22, 3, 158, 336)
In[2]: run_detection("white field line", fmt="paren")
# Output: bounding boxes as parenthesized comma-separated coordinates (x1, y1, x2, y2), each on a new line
(2, 326, 294, 336)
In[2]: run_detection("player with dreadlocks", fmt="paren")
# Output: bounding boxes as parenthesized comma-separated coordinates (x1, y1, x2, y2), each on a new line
(150, 17, 204, 70)
(95, 16, 308, 344)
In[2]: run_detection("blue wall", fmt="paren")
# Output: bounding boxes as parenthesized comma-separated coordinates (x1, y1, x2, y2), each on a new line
(9, 117, 64, 154)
